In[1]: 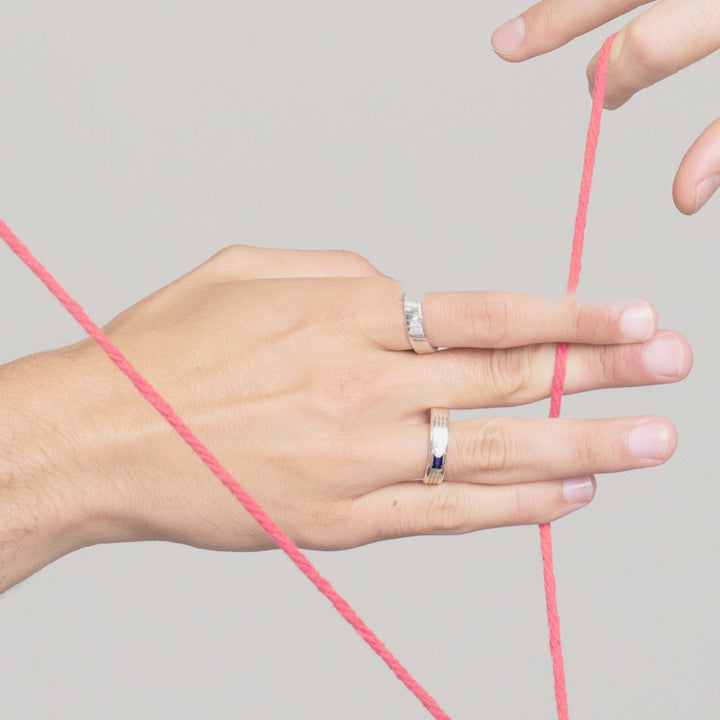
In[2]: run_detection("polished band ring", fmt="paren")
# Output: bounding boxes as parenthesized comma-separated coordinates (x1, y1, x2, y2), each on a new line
(403, 294, 437, 354)
(424, 407, 450, 485)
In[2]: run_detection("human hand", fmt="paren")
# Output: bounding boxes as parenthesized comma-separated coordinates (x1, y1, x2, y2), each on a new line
(0, 245, 692, 592)
(490, 0, 720, 214)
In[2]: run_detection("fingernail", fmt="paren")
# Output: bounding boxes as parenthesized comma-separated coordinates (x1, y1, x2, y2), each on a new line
(694, 175, 720, 213)
(643, 334, 685, 378)
(619, 301, 654, 341)
(491, 16, 526, 54)
(627, 421, 669, 461)
(562, 476, 594, 504)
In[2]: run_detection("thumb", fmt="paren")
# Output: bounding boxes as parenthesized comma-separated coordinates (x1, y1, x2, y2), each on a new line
(673, 116, 720, 215)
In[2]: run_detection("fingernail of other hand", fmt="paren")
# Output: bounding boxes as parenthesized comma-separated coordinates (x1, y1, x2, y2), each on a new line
(627, 421, 669, 461)
(643, 334, 685, 378)
(694, 175, 720, 213)
(619, 301, 654, 341)
(562, 476, 594, 504)
(491, 16, 525, 54)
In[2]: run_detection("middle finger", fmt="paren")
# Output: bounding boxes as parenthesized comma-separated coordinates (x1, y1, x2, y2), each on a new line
(399, 329, 692, 410)
(586, 0, 720, 109)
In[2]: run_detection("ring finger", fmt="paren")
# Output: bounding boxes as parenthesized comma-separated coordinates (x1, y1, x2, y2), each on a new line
(358, 414, 676, 493)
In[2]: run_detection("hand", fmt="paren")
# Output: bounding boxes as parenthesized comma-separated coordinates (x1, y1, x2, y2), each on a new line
(490, 0, 720, 214)
(0, 245, 692, 593)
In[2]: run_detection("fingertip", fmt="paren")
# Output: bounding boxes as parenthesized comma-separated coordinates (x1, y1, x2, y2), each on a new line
(561, 475, 597, 512)
(673, 118, 720, 214)
(673, 333, 695, 380)
(618, 299, 657, 342)
(693, 175, 720, 214)
(682, 334, 694, 376)
(664, 331, 694, 380)
(673, 162, 696, 215)
(663, 418, 679, 459)
(638, 297, 659, 337)
(491, 15, 526, 60)
(642, 330, 692, 382)
(673, 184, 695, 216)
(627, 416, 678, 464)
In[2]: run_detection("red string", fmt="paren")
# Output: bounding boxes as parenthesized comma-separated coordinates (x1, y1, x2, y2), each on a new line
(541, 33, 616, 720)
(0, 32, 615, 719)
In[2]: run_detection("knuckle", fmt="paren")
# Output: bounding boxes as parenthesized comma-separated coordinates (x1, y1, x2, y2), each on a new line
(622, 22, 669, 78)
(571, 425, 597, 470)
(462, 298, 512, 345)
(573, 302, 604, 341)
(385, 497, 421, 541)
(487, 347, 533, 401)
(301, 500, 356, 550)
(202, 244, 258, 278)
(331, 249, 377, 275)
(509, 485, 532, 525)
(210, 243, 253, 265)
(425, 485, 470, 533)
(342, 276, 402, 343)
(593, 344, 623, 384)
(461, 419, 514, 474)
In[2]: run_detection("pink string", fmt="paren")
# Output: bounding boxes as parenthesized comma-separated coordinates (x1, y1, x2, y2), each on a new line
(541, 33, 616, 720)
(0, 32, 615, 720)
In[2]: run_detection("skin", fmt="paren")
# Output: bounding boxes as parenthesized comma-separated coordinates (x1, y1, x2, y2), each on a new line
(490, 0, 720, 214)
(0, 245, 693, 595)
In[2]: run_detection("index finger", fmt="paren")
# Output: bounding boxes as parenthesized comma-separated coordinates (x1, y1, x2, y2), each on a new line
(359, 281, 658, 350)
(417, 291, 657, 349)
(585, 0, 720, 109)
(490, 0, 652, 61)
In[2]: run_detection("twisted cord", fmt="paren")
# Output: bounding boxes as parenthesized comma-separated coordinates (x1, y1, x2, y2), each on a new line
(542, 33, 616, 720)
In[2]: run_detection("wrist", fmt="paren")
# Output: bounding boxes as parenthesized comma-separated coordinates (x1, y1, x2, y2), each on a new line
(0, 344, 135, 592)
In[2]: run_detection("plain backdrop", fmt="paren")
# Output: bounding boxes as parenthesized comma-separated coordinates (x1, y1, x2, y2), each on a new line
(0, 2, 717, 718)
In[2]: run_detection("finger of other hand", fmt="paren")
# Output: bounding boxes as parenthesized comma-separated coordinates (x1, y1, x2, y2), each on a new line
(673, 116, 720, 214)
(491, 0, 652, 61)
(586, 0, 720, 109)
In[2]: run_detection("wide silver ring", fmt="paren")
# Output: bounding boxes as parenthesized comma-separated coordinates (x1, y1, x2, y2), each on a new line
(424, 407, 449, 485)
(403, 293, 437, 354)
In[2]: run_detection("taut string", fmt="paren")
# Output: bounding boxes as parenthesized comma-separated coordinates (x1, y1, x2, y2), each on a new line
(541, 33, 616, 720)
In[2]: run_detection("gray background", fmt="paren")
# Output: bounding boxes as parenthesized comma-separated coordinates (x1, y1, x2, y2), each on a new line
(0, 1, 717, 718)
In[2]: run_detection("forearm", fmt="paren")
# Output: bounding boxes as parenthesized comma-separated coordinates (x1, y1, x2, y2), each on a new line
(0, 345, 135, 594)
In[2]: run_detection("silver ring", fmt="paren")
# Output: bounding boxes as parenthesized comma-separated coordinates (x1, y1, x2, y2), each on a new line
(424, 407, 449, 485)
(403, 293, 437, 354)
